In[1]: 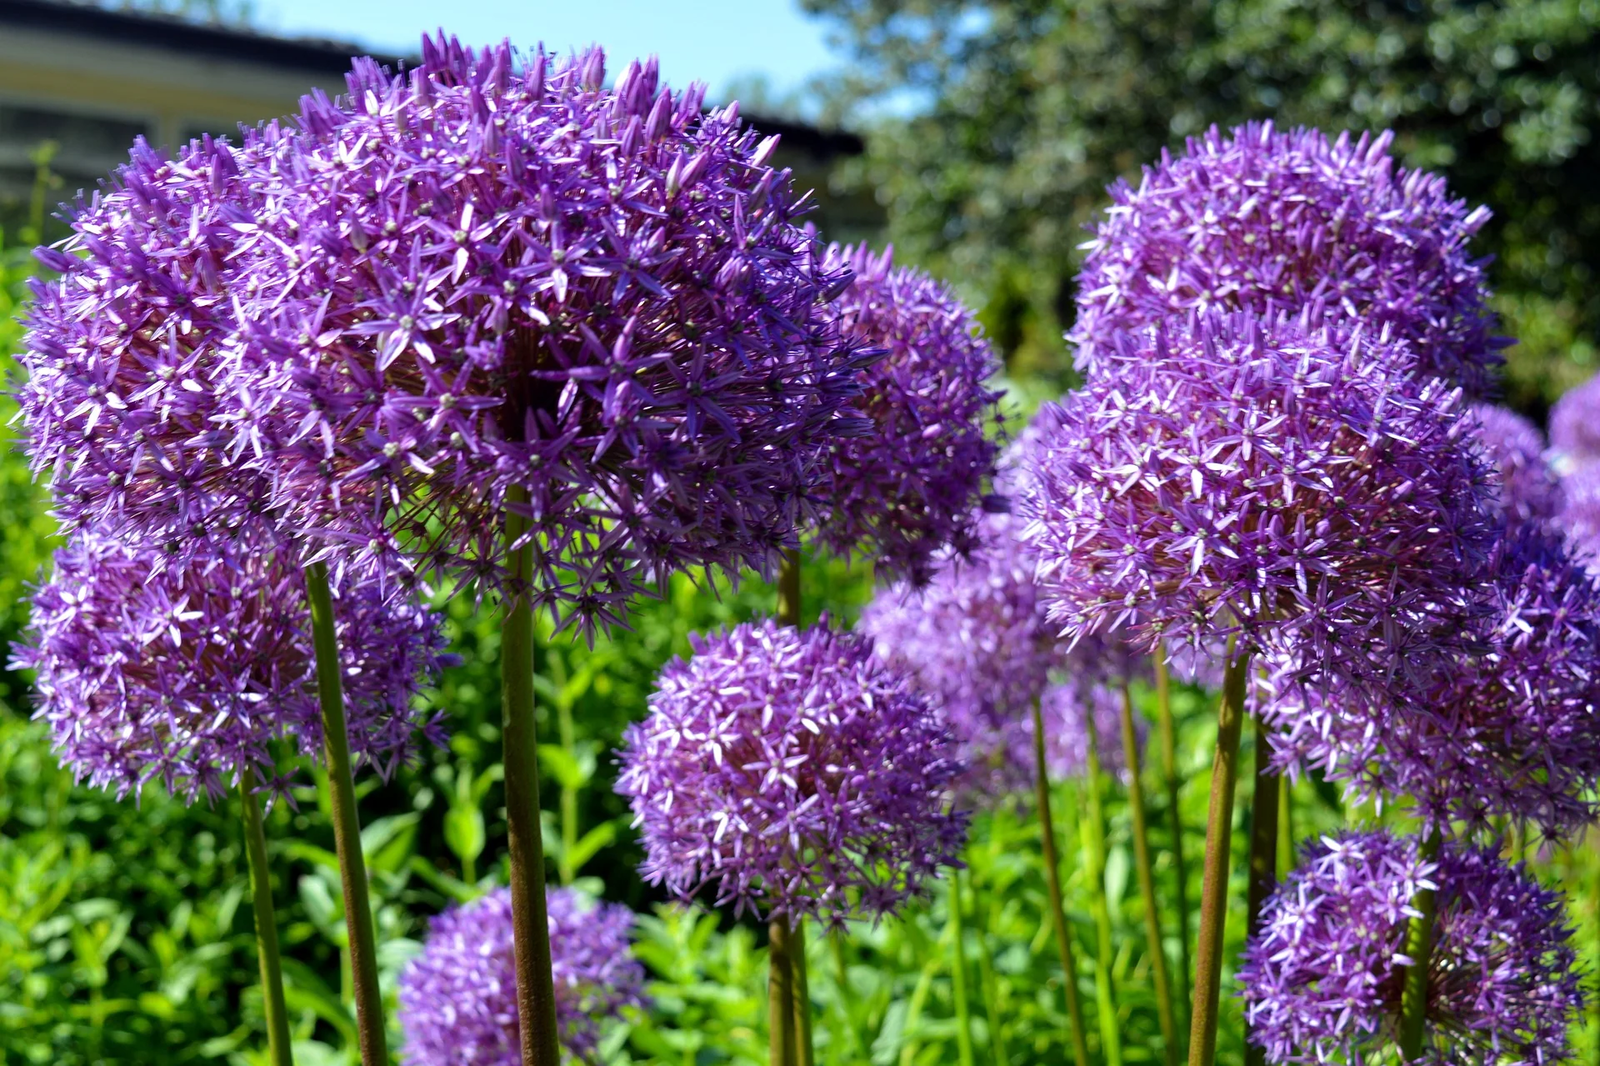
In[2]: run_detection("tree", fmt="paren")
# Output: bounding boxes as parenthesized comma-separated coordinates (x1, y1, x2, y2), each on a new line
(804, 0, 1600, 413)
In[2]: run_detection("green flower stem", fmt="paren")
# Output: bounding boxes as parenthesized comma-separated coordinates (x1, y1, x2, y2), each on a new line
(1186, 637, 1251, 1066)
(1276, 774, 1293, 881)
(556, 677, 579, 887)
(769, 917, 799, 1066)
(1244, 714, 1282, 1066)
(239, 769, 293, 1066)
(1031, 696, 1092, 1066)
(303, 561, 387, 1066)
(1155, 649, 1192, 1023)
(949, 875, 977, 1066)
(500, 492, 561, 1066)
(1121, 685, 1178, 1066)
(1081, 713, 1123, 1066)
(972, 871, 1010, 1065)
(1398, 828, 1444, 1061)
(791, 918, 815, 1066)
(778, 550, 801, 627)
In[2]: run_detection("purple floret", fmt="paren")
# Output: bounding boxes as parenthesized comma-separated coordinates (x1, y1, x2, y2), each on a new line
(1464, 404, 1562, 532)
(1072, 121, 1504, 397)
(811, 242, 1005, 582)
(398, 886, 645, 1065)
(1239, 830, 1584, 1065)
(227, 38, 873, 630)
(1260, 527, 1600, 840)
(11, 527, 450, 803)
(615, 620, 968, 925)
(1023, 308, 1498, 695)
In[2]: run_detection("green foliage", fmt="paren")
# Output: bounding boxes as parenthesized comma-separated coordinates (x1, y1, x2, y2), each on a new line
(803, 0, 1600, 409)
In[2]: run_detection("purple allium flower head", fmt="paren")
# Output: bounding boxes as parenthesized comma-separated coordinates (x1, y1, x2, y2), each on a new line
(398, 886, 645, 1065)
(615, 619, 968, 925)
(232, 39, 872, 629)
(858, 509, 1059, 783)
(1548, 373, 1600, 473)
(1555, 463, 1600, 569)
(1260, 526, 1600, 839)
(11, 527, 450, 803)
(1239, 830, 1584, 1065)
(1072, 121, 1504, 397)
(1464, 404, 1562, 532)
(810, 242, 1005, 581)
(1024, 677, 1143, 783)
(1024, 309, 1498, 693)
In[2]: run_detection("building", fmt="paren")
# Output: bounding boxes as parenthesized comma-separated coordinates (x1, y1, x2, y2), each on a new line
(0, 0, 879, 242)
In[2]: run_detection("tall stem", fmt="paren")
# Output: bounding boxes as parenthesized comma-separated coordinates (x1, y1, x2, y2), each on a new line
(1122, 685, 1178, 1066)
(769, 917, 799, 1066)
(239, 770, 293, 1066)
(972, 872, 1010, 1065)
(1276, 774, 1293, 881)
(556, 668, 579, 887)
(304, 562, 387, 1066)
(1186, 637, 1251, 1066)
(1031, 697, 1092, 1066)
(1081, 715, 1123, 1066)
(1398, 829, 1444, 1061)
(949, 875, 976, 1066)
(791, 918, 815, 1066)
(1243, 714, 1281, 1066)
(1155, 650, 1192, 1022)
(500, 492, 561, 1065)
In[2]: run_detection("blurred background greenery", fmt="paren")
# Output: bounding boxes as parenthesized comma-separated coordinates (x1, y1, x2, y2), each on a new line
(4, 1, 1600, 1063)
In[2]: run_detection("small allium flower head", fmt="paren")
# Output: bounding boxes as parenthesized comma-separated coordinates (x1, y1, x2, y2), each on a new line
(1555, 464, 1600, 568)
(1025, 678, 1143, 783)
(12, 528, 450, 803)
(615, 620, 968, 924)
(1465, 404, 1562, 531)
(1024, 309, 1498, 691)
(1072, 121, 1504, 397)
(1548, 373, 1600, 473)
(398, 886, 645, 1065)
(238, 39, 872, 628)
(1261, 526, 1600, 839)
(1239, 830, 1584, 1065)
(811, 242, 1005, 581)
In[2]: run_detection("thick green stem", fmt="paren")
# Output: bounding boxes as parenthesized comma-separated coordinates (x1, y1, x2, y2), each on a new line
(1081, 713, 1123, 1066)
(1244, 715, 1282, 1066)
(1186, 638, 1251, 1066)
(1398, 829, 1444, 1062)
(769, 917, 798, 1066)
(1155, 650, 1192, 1024)
(239, 770, 293, 1066)
(778, 550, 801, 627)
(1122, 686, 1178, 1066)
(971, 871, 1010, 1065)
(555, 665, 579, 887)
(304, 562, 387, 1066)
(1276, 775, 1293, 881)
(500, 495, 561, 1066)
(1032, 697, 1092, 1066)
(791, 918, 815, 1066)
(949, 876, 976, 1066)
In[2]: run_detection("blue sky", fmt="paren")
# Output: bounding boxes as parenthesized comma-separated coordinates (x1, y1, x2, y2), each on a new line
(253, 0, 841, 105)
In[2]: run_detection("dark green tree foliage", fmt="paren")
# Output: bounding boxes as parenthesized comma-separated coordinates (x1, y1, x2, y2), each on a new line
(804, 0, 1600, 410)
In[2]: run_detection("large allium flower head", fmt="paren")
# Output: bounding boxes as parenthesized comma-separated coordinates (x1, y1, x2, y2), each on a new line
(11, 527, 450, 803)
(1072, 121, 1505, 397)
(615, 619, 968, 924)
(1024, 307, 1499, 692)
(1465, 404, 1562, 532)
(1239, 830, 1584, 1065)
(398, 886, 645, 1065)
(1261, 525, 1600, 838)
(235, 37, 873, 629)
(1548, 373, 1600, 473)
(858, 508, 1058, 785)
(811, 242, 1005, 581)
